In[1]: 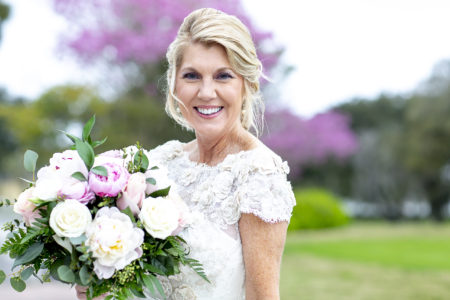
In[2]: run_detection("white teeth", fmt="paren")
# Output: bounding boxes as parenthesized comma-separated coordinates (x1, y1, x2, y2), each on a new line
(197, 107, 222, 115)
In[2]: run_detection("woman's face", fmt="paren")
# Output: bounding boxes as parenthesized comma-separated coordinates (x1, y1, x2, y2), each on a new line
(175, 42, 244, 139)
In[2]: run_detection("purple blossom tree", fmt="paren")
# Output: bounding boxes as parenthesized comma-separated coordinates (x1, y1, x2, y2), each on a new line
(262, 109, 358, 177)
(52, 0, 279, 69)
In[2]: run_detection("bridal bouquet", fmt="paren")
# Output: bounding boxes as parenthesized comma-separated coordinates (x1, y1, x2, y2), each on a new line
(0, 116, 207, 300)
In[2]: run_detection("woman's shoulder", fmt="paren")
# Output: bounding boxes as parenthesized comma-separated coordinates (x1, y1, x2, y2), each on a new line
(226, 140, 290, 177)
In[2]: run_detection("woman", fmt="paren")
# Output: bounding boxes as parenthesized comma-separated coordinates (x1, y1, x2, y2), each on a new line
(77, 7, 295, 300)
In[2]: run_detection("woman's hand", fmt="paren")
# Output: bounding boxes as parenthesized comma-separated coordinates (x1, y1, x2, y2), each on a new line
(75, 285, 107, 300)
(239, 213, 288, 300)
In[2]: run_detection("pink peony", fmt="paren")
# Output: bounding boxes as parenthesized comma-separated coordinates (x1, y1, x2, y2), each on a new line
(89, 162, 129, 197)
(14, 187, 41, 226)
(117, 172, 147, 215)
(59, 177, 96, 204)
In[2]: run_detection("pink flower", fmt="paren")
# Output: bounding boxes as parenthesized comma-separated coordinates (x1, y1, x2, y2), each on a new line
(88, 162, 129, 197)
(59, 177, 96, 204)
(14, 187, 40, 226)
(117, 172, 147, 215)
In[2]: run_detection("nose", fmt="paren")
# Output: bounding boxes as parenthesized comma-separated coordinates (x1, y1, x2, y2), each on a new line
(198, 79, 217, 100)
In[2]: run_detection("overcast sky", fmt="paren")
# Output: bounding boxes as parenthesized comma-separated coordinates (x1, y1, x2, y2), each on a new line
(1, 0, 449, 117)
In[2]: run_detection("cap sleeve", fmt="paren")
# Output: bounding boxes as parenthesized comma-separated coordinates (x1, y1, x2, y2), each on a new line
(237, 148, 296, 223)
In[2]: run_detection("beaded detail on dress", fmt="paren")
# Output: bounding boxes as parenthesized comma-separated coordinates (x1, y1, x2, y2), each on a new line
(144, 140, 296, 300)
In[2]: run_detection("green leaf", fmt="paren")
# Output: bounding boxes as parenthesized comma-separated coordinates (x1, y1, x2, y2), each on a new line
(130, 287, 146, 298)
(149, 274, 165, 299)
(10, 277, 26, 292)
(79, 265, 90, 285)
(76, 140, 95, 170)
(105, 296, 114, 300)
(91, 166, 108, 177)
(82, 115, 96, 142)
(142, 263, 165, 275)
(72, 172, 87, 182)
(141, 274, 156, 297)
(0, 270, 6, 284)
(12, 242, 44, 270)
(20, 267, 34, 280)
(146, 177, 156, 185)
(149, 186, 171, 198)
(57, 265, 75, 283)
(59, 130, 82, 145)
(91, 136, 108, 148)
(69, 235, 87, 245)
(120, 207, 136, 223)
(134, 150, 149, 171)
(23, 150, 38, 173)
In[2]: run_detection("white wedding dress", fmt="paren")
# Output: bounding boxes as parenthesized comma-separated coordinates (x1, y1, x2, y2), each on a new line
(145, 140, 296, 300)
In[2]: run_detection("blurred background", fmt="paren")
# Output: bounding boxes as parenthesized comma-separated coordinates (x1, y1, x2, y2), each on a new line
(0, 0, 449, 299)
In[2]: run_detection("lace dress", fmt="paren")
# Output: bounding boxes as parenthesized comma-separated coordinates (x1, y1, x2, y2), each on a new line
(145, 140, 296, 300)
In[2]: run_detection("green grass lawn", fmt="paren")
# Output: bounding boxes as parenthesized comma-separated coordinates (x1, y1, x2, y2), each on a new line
(281, 221, 450, 300)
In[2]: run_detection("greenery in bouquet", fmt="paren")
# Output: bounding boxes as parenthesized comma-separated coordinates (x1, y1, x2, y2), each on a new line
(0, 116, 208, 300)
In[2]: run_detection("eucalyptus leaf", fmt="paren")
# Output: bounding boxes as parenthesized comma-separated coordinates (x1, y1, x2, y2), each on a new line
(82, 115, 96, 142)
(12, 242, 44, 270)
(75, 140, 95, 170)
(149, 186, 171, 198)
(69, 235, 87, 245)
(10, 277, 26, 292)
(91, 166, 108, 177)
(79, 265, 90, 285)
(146, 177, 156, 185)
(20, 267, 34, 280)
(72, 172, 87, 182)
(23, 150, 38, 173)
(57, 265, 75, 283)
(0, 270, 5, 284)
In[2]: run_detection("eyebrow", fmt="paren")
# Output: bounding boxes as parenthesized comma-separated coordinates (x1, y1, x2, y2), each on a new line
(179, 66, 235, 74)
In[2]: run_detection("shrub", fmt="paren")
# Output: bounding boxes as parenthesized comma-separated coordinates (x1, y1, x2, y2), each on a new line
(289, 187, 349, 230)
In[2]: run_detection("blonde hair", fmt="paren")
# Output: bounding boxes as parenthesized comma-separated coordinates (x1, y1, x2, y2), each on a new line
(165, 8, 265, 136)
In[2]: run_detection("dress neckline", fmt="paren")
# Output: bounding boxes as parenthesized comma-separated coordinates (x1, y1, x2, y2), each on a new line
(176, 140, 263, 169)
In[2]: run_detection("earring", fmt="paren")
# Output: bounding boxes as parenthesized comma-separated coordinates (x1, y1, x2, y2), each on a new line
(176, 106, 181, 114)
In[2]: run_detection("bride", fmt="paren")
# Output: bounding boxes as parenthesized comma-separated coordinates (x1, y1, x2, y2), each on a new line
(77, 7, 295, 300)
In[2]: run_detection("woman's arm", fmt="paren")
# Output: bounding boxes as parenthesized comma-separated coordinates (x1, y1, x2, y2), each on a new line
(239, 213, 288, 300)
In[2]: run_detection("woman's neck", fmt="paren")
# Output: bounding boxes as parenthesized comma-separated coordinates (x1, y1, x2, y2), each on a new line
(189, 127, 257, 166)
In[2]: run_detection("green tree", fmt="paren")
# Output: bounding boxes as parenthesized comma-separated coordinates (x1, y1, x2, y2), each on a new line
(0, 1, 10, 43)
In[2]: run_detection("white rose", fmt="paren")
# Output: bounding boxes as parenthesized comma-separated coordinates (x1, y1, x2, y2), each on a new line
(172, 284, 196, 300)
(86, 207, 144, 279)
(49, 200, 92, 238)
(139, 196, 179, 239)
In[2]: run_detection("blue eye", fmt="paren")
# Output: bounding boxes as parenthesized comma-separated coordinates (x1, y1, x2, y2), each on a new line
(182, 72, 199, 80)
(216, 72, 233, 80)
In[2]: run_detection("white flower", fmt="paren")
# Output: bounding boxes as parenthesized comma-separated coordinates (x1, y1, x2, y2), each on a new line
(145, 164, 172, 194)
(14, 187, 40, 226)
(172, 284, 196, 300)
(139, 196, 180, 239)
(33, 166, 63, 201)
(85, 207, 144, 279)
(49, 150, 89, 178)
(220, 195, 240, 225)
(49, 200, 92, 238)
(213, 172, 234, 200)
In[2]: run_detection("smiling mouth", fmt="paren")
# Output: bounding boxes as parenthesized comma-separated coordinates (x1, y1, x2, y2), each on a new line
(194, 106, 224, 116)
